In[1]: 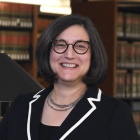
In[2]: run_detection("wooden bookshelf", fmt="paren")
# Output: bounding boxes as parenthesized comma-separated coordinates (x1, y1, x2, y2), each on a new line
(0, 2, 33, 61)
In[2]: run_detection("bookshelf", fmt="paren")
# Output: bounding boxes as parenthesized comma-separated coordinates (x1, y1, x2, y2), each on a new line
(117, 3, 140, 134)
(0, 2, 33, 62)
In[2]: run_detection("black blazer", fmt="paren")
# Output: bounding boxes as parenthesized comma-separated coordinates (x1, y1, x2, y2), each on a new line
(0, 86, 139, 140)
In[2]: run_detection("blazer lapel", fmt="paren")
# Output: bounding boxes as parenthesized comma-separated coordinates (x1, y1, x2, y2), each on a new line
(52, 86, 102, 140)
(27, 87, 53, 140)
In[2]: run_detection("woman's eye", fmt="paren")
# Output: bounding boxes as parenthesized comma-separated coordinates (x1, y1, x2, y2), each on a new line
(76, 45, 86, 49)
(56, 44, 65, 46)
(80, 45, 85, 48)
(55, 44, 66, 48)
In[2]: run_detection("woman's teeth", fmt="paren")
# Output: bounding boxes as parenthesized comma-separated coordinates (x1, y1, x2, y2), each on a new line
(62, 63, 77, 68)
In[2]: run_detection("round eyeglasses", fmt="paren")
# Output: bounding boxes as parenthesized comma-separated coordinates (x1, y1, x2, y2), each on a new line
(52, 40, 90, 54)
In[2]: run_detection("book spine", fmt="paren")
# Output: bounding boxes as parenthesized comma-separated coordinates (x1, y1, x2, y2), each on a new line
(132, 72, 137, 98)
(125, 73, 132, 98)
(117, 12, 124, 37)
(0, 31, 7, 54)
(125, 13, 132, 38)
(116, 70, 126, 98)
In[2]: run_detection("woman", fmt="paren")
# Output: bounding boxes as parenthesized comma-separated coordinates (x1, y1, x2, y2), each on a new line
(0, 14, 139, 140)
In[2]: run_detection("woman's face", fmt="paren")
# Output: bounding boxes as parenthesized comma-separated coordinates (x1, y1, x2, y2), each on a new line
(50, 25, 91, 84)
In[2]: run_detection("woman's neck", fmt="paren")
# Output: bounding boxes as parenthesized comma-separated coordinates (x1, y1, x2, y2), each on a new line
(52, 82, 87, 105)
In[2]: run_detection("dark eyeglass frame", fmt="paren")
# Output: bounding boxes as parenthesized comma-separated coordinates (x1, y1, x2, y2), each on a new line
(52, 40, 90, 55)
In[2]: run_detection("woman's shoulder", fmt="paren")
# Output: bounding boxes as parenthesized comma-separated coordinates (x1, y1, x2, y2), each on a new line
(86, 86, 130, 112)
(100, 91, 131, 113)
(101, 92, 125, 104)
(12, 86, 52, 104)
(7, 87, 52, 113)
(13, 89, 44, 102)
(88, 86, 128, 108)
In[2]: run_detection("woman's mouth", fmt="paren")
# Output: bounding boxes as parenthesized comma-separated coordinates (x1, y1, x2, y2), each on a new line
(61, 63, 77, 68)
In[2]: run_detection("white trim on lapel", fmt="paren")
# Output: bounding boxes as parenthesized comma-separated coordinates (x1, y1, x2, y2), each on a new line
(59, 88, 102, 140)
(27, 89, 45, 140)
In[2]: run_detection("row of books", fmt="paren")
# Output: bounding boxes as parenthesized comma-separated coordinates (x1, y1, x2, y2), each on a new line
(133, 111, 140, 135)
(0, 31, 31, 60)
(117, 41, 140, 68)
(117, 12, 140, 38)
(0, 2, 33, 28)
(116, 70, 140, 98)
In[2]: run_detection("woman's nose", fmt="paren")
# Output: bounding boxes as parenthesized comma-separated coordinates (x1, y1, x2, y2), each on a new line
(64, 45, 76, 59)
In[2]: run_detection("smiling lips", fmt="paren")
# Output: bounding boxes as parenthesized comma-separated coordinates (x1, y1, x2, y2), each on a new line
(61, 63, 78, 68)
